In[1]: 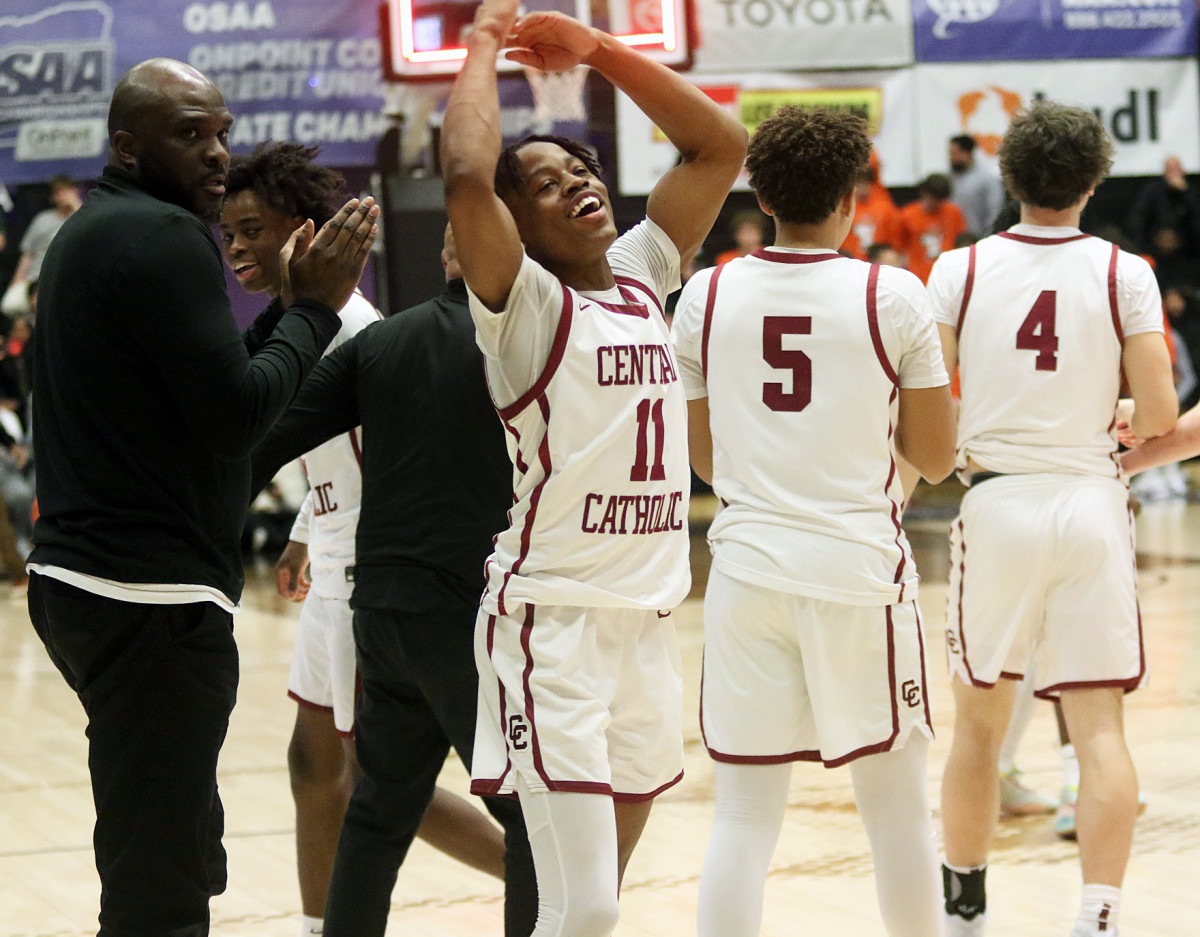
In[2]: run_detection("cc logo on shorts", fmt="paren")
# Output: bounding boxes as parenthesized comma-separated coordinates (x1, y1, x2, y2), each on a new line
(901, 679, 922, 708)
(945, 630, 960, 655)
(508, 714, 530, 751)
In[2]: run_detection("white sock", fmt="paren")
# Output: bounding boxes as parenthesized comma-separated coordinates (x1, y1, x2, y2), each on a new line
(1071, 884, 1121, 936)
(300, 915, 324, 937)
(1061, 743, 1080, 790)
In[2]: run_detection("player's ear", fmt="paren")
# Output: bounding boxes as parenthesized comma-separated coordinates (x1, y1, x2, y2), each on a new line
(755, 196, 775, 218)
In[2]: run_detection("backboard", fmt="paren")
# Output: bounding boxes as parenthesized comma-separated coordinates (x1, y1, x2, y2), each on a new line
(381, 0, 694, 80)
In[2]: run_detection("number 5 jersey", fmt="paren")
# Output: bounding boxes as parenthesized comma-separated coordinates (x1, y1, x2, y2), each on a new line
(672, 248, 948, 606)
(466, 219, 691, 615)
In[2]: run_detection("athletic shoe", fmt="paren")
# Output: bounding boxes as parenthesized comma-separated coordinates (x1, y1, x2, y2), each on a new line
(1055, 784, 1146, 840)
(946, 912, 986, 937)
(999, 768, 1058, 816)
(1055, 785, 1078, 840)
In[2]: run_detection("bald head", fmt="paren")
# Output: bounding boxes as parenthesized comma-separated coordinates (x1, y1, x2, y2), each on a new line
(108, 58, 221, 140)
(107, 58, 233, 220)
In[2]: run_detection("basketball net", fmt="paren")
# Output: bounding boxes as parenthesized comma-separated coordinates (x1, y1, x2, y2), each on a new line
(523, 65, 589, 125)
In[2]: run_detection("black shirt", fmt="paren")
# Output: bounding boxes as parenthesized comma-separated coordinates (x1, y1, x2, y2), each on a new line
(31, 166, 341, 603)
(251, 280, 511, 609)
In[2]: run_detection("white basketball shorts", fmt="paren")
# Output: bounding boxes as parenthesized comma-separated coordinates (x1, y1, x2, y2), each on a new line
(287, 593, 358, 735)
(701, 568, 933, 768)
(945, 472, 1145, 698)
(471, 602, 685, 801)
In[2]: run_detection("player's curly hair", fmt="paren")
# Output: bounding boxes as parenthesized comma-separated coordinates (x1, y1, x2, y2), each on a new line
(746, 106, 872, 226)
(494, 134, 604, 201)
(225, 142, 346, 228)
(999, 101, 1113, 211)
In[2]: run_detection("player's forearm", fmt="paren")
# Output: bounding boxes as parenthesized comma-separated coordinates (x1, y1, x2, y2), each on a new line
(1122, 403, 1200, 476)
(583, 34, 745, 170)
(441, 32, 506, 195)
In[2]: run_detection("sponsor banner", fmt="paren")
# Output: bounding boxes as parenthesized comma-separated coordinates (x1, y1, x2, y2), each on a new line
(914, 59, 1200, 178)
(0, 0, 387, 183)
(913, 0, 1198, 62)
(692, 0, 913, 71)
(616, 70, 918, 195)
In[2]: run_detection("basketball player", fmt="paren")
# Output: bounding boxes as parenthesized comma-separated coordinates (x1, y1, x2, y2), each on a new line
(221, 145, 507, 936)
(671, 106, 955, 937)
(927, 101, 1178, 937)
(250, 223, 535, 937)
(441, 0, 746, 933)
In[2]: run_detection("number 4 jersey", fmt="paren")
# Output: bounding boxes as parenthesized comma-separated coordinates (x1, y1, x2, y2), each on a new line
(467, 220, 691, 615)
(927, 224, 1164, 479)
(672, 248, 948, 606)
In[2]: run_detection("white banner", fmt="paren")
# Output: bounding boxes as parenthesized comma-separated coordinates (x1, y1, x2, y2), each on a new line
(616, 70, 918, 195)
(691, 0, 914, 71)
(913, 59, 1200, 178)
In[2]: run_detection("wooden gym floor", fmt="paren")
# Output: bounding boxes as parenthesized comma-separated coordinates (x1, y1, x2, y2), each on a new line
(1, 480, 1197, 936)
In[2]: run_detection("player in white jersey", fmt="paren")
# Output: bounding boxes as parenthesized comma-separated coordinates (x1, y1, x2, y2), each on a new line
(926, 102, 1178, 937)
(223, 144, 505, 937)
(671, 106, 955, 937)
(441, 1, 746, 933)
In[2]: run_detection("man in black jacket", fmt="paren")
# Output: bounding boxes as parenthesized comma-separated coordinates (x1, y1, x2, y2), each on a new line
(251, 227, 536, 937)
(27, 58, 377, 937)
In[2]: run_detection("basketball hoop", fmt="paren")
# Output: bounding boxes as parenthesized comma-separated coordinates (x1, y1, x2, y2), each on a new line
(523, 65, 589, 126)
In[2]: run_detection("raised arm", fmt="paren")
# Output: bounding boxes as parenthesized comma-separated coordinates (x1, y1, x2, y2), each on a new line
(440, 0, 526, 311)
(507, 13, 747, 262)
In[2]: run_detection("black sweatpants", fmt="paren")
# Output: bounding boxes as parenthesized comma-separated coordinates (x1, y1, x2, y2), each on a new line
(28, 572, 239, 937)
(323, 601, 537, 937)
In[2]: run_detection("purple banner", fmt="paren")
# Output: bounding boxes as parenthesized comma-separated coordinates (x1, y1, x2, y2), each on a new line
(913, 0, 1199, 62)
(1, 0, 389, 184)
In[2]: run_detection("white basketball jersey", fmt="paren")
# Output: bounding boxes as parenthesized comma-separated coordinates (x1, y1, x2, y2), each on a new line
(927, 225, 1164, 479)
(673, 249, 948, 606)
(469, 222, 691, 614)
(291, 291, 382, 599)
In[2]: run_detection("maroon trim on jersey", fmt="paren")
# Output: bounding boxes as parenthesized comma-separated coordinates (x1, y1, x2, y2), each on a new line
(505, 423, 529, 476)
(914, 602, 933, 729)
(951, 517, 981, 686)
(348, 427, 363, 468)
(956, 243, 977, 336)
(701, 263, 726, 381)
(1107, 243, 1124, 343)
(497, 284, 573, 422)
(612, 771, 684, 802)
(997, 232, 1091, 246)
(472, 614, 515, 797)
(879, 374, 908, 593)
(288, 691, 333, 714)
(496, 394, 554, 616)
(615, 276, 663, 318)
(749, 248, 841, 264)
(866, 264, 899, 386)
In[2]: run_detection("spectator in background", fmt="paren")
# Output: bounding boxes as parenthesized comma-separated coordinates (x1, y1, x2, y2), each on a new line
(1129, 156, 1200, 258)
(2, 175, 82, 317)
(948, 134, 1006, 238)
(895, 173, 966, 283)
(842, 153, 901, 260)
(714, 209, 766, 265)
(865, 242, 903, 267)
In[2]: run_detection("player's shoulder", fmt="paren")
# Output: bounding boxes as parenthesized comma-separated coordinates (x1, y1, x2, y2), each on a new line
(339, 290, 383, 329)
(874, 260, 930, 304)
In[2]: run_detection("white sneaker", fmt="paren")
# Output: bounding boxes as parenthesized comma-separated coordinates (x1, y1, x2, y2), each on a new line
(999, 768, 1058, 816)
(946, 912, 986, 936)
